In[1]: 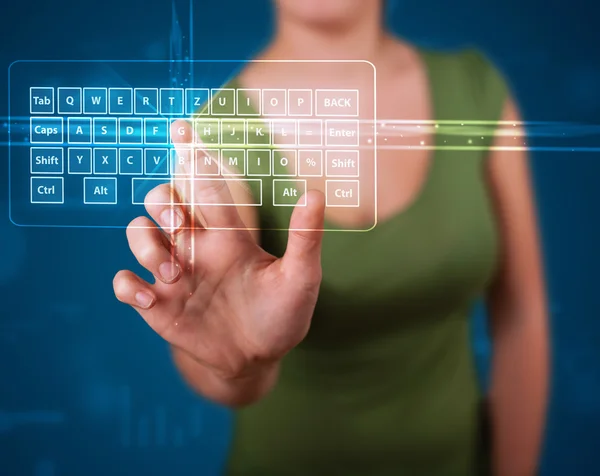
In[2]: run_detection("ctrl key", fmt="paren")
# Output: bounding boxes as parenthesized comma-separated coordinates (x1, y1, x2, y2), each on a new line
(31, 177, 64, 204)
(326, 180, 360, 207)
(84, 177, 117, 205)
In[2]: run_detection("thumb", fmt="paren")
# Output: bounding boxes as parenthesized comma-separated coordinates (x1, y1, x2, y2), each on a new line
(281, 190, 326, 281)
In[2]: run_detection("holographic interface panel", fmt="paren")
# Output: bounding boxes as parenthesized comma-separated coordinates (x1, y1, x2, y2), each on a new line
(8, 60, 376, 231)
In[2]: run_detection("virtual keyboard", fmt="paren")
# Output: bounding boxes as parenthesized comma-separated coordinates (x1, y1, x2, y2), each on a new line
(8, 60, 376, 231)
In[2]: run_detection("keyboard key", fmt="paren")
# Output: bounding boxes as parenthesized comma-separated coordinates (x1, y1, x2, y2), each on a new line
(221, 119, 246, 145)
(263, 89, 287, 116)
(288, 90, 313, 116)
(93, 118, 117, 144)
(30, 87, 54, 114)
(298, 120, 323, 146)
(31, 177, 64, 204)
(211, 89, 236, 116)
(325, 120, 359, 146)
(272, 120, 297, 146)
(109, 88, 133, 114)
(83, 87, 108, 114)
(68, 118, 92, 144)
(30, 147, 63, 174)
(326, 150, 359, 177)
(93, 148, 117, 174)
(119, 118, 143, 144)
(237, 89, 261, 116)
(326, 180, 359, 207)
(57, 87, 82, 114)
(30, 117, 63, 144)
(160, 88, 184, 115)
(68, 147, 92, 174)
(221, 149, 245, 176)
(247, 150, 272, 176)
(144, 118, 169, 144)
(247, 120, 271, 146)
(298, 150, 323, 177)
(84, 177, 117, 204)
(170, 148, 193, 176)
(134, 178, 262, 206)
(170, 119, 192, 144)
(273, 150, 297, 176)
(134, 88, 158, 115)
(273, 179, 306, 206)
(186, 88, 210, 115)
(316, 89, 359, 116)
(144, 148, 169, 175)
(195, 149, 220, 176)
(195, 119, 220, 145)
(119, 148, 143, 175)
(132, 178, 171, 205)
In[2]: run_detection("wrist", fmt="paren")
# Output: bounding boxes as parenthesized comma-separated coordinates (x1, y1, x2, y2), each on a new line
(212, 359, 281, 407)
(171, 346, 280, 407)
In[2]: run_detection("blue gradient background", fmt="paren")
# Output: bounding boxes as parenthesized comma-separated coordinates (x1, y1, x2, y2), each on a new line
(1, 0, 599, 475)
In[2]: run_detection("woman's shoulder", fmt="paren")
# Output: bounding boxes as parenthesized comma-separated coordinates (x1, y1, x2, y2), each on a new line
(424, 45, 509, 98)
(420, 45, 510, 121)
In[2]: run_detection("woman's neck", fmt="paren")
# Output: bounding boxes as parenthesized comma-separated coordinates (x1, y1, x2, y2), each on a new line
(265, 11, 389, 62)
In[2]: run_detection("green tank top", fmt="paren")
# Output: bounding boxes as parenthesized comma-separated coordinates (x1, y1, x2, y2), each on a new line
(204, 47, 508, 476)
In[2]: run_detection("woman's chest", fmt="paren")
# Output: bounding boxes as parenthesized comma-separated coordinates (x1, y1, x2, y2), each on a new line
(299, 150, 501, 343)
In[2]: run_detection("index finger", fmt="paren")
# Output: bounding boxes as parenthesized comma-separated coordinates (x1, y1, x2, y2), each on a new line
(169, 119, 248, 230)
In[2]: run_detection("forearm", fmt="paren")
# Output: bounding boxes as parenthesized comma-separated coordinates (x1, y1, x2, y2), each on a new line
(171, 346, 281, 408)
(488, 310, 549, 476)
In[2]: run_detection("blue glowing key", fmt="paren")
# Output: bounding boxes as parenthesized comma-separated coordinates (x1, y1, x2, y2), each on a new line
(30, 87, 54, 114)
(119, 149, 143, 175)
(30, 147, 63, 174)
(68, 118, 91, 144)
(186, 88, 210, 115)
(68, 148, 92, 174)
(134, 88, 158, 115)
(93, 118, 117, 144)
(109, 88, 133, 114)
(119, 118, 143, 144)
(30, 117, 63, 144)
(93, 148, 117, 174)
(160, 88, 184, 115)
(31, 177, 64, 204)
(144, 148, 169, 175)
(84, 177, 117, 204)
(58, 87, 82, 114)
(83, 88, 107, 114)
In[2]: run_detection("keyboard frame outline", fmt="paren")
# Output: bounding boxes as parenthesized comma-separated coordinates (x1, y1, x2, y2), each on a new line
(8, 59, 377, 232)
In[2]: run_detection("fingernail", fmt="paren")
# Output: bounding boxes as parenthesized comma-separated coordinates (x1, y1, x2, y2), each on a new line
(135, 291, 155, 309)
(159, 261, 181, 283)
(160, 208, 183, 231)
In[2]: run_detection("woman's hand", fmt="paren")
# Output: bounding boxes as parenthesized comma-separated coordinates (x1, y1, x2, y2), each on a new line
(113, 121, 325, 384)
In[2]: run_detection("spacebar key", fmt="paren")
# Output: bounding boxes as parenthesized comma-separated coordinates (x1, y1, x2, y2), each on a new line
(132, 178, 263, 206)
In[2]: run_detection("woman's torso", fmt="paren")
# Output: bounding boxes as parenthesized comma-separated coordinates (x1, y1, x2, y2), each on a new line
(202, 46, 508, 476)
